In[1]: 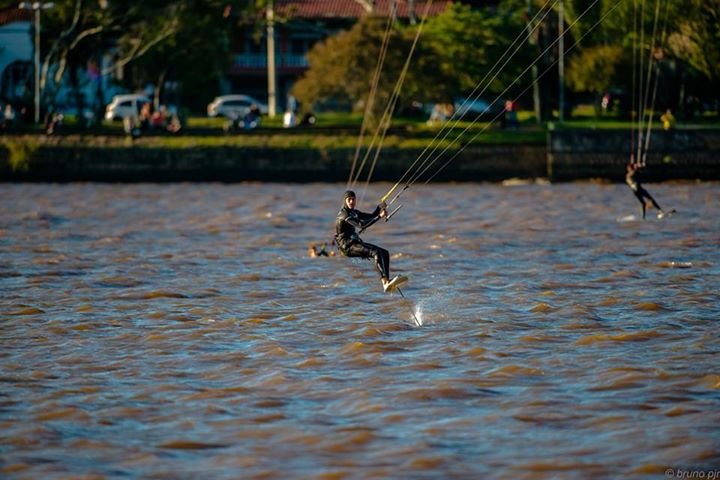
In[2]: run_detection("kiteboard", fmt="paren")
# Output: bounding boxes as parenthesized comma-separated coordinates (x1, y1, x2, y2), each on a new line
(656, 209, 677, 219)
(384, 275, 408, 293)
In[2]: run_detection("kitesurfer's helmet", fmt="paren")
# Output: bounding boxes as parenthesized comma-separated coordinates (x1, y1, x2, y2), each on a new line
(343, 190, 356, 201)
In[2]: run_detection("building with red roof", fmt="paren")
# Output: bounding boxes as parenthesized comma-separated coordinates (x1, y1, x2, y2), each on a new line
(274, 0, 452, 19)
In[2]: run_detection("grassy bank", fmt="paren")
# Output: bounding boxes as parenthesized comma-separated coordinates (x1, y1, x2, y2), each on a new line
(4, 109, 719, 152)
(4, 116, 547, 150)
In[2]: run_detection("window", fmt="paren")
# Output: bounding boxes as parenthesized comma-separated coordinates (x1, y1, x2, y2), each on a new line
(1, 61, 33, 101)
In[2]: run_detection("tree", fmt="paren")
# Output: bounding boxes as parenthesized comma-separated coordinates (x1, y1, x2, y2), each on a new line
(30, 1, 187, 124)
(565, 44, 622, 115)
(291, 2, 532, 116)
(559, 0, 719, 118)
(24, 0, 241, 123)
(118, 0, 233, 113)
(32, 0, 112, 124)
(666, 0, 720, 104)
(291, 16, 417, 116)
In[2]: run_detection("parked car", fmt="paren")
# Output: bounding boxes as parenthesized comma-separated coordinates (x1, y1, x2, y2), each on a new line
(207, 94, 269, 119)
(105, 94, 150, 121)
(452, 97, 502, 120)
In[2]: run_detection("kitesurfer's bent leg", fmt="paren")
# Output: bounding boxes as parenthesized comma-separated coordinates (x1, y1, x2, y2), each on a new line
(640, 187, 662, 211)
(637, 186, 664, 218)
(344, 242, 390, 281)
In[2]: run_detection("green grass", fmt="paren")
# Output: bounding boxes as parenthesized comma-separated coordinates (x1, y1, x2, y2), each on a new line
(17, 118, 546, 149)
(184, 116, 228, 129)
(5, 109, 718, 152)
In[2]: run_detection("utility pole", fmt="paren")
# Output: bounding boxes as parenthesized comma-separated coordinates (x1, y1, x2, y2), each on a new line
(408, 0, 416, 25)
(266, 0, 277, 118)
(526, 0, 541, 124)
(19, 1, 54, 124)
(558, 0, 565, 124)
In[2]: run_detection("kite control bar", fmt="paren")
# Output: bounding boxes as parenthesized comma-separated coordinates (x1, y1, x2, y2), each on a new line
(359, 203, 403, 234)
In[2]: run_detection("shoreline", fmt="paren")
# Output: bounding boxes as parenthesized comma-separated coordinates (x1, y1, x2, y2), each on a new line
(2, 129, 718, 182)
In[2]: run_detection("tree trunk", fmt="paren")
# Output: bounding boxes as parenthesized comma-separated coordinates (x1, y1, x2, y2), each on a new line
(155, 68, 168, 110)
(69, 65, 86, 129)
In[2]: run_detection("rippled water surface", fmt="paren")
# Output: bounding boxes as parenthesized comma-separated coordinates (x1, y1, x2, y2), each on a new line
(1, 182, 719, 479)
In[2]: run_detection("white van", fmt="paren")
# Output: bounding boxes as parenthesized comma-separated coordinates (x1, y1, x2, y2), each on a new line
(104, 94, 150, 121)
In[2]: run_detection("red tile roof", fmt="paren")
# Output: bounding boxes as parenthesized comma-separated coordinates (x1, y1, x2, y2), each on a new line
(0, 6, 33, 27)
(276, 0, 453, 19)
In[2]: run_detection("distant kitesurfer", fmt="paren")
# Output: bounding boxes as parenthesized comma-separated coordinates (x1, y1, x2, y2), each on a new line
(625, 161, 665, 219)
(335, 190, 405, 292)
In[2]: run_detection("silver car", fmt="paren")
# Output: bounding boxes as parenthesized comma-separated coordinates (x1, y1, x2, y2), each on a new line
(207, 95, 268, 119)
(105, 94, 151, 120)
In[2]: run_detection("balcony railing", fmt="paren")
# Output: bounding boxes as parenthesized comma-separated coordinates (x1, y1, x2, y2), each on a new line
(233, 53, 308, 69)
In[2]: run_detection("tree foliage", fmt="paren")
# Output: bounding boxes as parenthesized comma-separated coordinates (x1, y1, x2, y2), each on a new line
(118, 0, 232, 112)
(563, 0, 718, 115)
(667, 0, 720, 84)
(11, 0, 719, 121)
(19, 0, 237, 120)
(291, 16, 421, 115)
(565, 45, 622, 96)
(291, 2, 531, 114)
(419, 2, 530, 101)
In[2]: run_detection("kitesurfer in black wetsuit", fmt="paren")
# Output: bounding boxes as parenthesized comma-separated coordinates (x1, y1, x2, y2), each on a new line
(625, 162, 665, 219)
(335, 190, 399, 292)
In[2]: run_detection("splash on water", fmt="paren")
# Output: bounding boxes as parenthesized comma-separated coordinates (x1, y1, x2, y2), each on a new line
(411, 303, 423, 327)
(406, 291, 458, 327)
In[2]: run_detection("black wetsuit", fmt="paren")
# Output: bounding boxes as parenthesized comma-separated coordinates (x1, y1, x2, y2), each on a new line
(335, 204, 390, 280)
(626, 165, 662, 219)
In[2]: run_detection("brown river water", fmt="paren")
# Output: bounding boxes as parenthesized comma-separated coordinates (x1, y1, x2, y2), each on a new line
(1, 181, 719, 479)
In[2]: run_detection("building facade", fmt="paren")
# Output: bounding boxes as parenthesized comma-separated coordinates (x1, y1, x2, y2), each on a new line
(0, 6, 33, 113)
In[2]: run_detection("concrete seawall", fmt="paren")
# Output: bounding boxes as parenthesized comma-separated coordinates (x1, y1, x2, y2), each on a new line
(548, 129, 720, 181)
(0, 143, 547, 182)
(1, 129, 718, 182)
